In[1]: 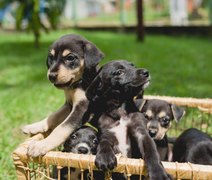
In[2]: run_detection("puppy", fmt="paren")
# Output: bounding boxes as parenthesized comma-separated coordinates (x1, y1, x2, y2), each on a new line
(86, 60, 172, 180)
(55, 126, 99, 180)
(173, 128, 212, 165)
(22, 34, 104, 157)
(135, 99, 185, 161)
(63, 126, 98, 155)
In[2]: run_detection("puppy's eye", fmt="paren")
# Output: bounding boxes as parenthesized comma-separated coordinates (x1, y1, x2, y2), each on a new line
(66, 55, 75, 62)
(93, 138, 98, 145)
(71, 134, 77, 139)
(162, 117, 170, 124)
(113, 69, 124, 76)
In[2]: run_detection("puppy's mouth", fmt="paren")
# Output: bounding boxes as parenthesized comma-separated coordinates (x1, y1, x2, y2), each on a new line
(150, 131, 165, 140)
(54, 79, 73, 88)
(142, 79, 150, 89)
(127, 77, 151, 89)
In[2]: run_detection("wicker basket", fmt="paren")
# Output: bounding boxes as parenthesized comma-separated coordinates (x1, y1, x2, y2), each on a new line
(12, 95, 212, 180)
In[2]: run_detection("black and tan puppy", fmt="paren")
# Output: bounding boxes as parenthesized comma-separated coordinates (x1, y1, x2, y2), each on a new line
(135, 99, 185, 161)
(22, 34, 104, 157)
(63, 126, 98, 155)
(55, 126, 99, 180)
(173, 128, 212, 165)
(86, 60, 172, 180)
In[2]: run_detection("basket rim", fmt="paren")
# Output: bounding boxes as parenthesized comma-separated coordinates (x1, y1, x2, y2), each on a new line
(12, 95, 212, 179)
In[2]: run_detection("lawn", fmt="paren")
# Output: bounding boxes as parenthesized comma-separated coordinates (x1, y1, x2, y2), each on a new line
(0, 29, 211, 179)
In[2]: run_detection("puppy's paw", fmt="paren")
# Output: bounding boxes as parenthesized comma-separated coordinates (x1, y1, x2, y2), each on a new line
(95, 150, 117, 171)
(22, 120, 48, 135)
(27, 140, 50, 157)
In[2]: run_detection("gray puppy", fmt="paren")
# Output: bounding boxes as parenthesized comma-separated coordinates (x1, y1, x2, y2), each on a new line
(135, 99, 185, 161)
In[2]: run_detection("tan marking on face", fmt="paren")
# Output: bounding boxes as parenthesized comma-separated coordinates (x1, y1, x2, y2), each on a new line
(158, 111, 166, 118)
(146, 122, 151, 130)
(62, 49, 71, 57)
(50, 49, 55, 56)
(155, 126, 168, 140)
(146, 110, 153, 118)
(56, 59, 84, 85)
(154, 122, 172, 140)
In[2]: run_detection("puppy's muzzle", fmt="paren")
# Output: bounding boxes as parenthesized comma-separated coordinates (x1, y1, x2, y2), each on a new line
(138, 68, 149, 78)
(77, 146, 89, 154)
(48, 73, 58, 83)
(148, 127, 158, 138)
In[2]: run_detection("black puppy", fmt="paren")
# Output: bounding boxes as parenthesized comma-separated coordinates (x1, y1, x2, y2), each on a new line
(55, 126, 98, 180)
(135, 99, 185, 161)
(173, 128, 212, 165)
(86, 60, 172, 179)
(22, 34, 104, 157)
(63, 126, 98, 155)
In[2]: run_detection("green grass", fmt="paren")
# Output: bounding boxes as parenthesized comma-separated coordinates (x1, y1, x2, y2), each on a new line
(0, 29, 211, 179)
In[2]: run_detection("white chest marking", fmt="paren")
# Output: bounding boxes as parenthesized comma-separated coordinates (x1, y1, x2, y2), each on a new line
(109, 117, 130, 156)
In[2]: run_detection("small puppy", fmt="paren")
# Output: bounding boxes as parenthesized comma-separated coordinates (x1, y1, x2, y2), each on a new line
(63, 126, 98, 155)
(135, 99, 185, 161)
(173, 128, 212, 165)
(22, 34, 104, 157)
(56, 126, 99, 180)
(86, 60, 172, 180)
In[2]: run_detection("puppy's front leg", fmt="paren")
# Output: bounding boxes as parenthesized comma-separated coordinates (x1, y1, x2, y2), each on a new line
(129, 112, 172, 180)
(27, 100, 89, 157)
(22, 103, 72, 135)
(95, 130, 118, 171)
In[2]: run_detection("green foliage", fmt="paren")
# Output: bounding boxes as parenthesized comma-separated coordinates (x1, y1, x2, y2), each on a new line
(14, 0, 65, 47)
(45, 0, 65, 29)
(0, 30, 211, 179)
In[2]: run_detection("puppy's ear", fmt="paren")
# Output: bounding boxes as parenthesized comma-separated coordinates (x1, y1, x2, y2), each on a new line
(84, 41, 104, 68)
(86, 68, 102, 101)
(171, 104, 185, 122)
(135, 99, 147, 112)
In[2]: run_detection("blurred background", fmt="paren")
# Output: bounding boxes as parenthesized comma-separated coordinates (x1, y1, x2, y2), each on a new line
(1, 0, 212, 45)
(0, 0, 211, 179)
(1, 0, 212, 28)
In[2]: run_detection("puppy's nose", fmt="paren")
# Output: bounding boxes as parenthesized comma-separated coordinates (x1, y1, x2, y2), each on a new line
(78, 147, 89, 154)
(48, 73, 57, 83)
(138, 68, 149, 78)
(149, 129, 158, 137)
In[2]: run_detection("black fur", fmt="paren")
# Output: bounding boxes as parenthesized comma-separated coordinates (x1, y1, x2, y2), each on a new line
(86, 60, 172, 180)
(173, 128, 212, 165)
(53, 126, 104, 180)
(63, 126, 98, 154)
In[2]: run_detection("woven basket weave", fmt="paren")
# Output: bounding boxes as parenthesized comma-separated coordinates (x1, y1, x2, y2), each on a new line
(12, 95, 212, 180)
